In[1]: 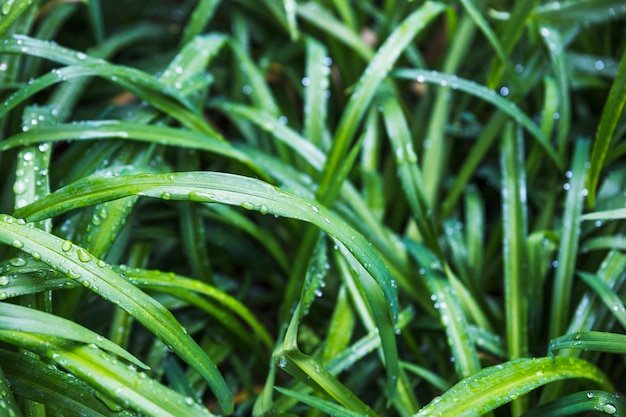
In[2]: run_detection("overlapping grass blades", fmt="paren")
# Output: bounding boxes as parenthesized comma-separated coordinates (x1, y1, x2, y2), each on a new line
(0, 0, 625, 416)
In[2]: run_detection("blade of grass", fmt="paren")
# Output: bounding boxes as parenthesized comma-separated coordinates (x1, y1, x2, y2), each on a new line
(587, 44, 626, 207)
(500, 123, 529, 365)
(549, 140, 590, 339)
(549, 331, 626, 356)
(393, 69, 562, 169)
(413, 357, 613, 417)
(521, 390, 626, 417)
(578, 271, 626, 331)
(0, 215, 233, 414)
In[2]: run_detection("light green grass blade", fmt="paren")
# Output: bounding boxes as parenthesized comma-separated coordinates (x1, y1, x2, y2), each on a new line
(0, 215, 233, 414)
(274, 387, 365, 417)
(0, 302, 146, 369)
(587, 44, 626, 207)
(549, 140, 590, 339)
(393, 69, 562, 169)
(160, 33, 227, 86)
(533, 0, 626, 23)
(181, 0, 222, 46)
(316, 1, 446, 201)
(413, 357, 613, 417)
(378, 84, 439, 253)
(522, 390, 626, 417)
(500, 123, 529, 362)
(0, 333, 218, 417)
(581, 208, 626, 221)
(303, 36, 330, 149)
(578, 271, 626, 330)
(0, 0, 33, 36)
(296, 2, 373, 60)
(13, 172, 398, 322)
(538, 24, 570, 158)
(549, 331, 626, 356)
(0, 348, 122, 417)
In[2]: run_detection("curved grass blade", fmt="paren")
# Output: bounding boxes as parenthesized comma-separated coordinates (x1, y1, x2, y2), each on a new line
(521, 390, 626, 417)
(414, 357, 613, 417)
(378, 84, 439, 255)
(0, 348, 125, 417)
(578, 271, 626, 330)
(549, 331, 626, 356)
(0, 333, 218, 417)
(0, 121, 252, 168)
(549, 139, 590, 339)
(121, 266, 273, 350)
(317, 1, 446, 201)
(14, 171, 398, 322)
(587, 45, 626, 207)
(582, 208, 626, 221)
(0, 302, 146, 369)
(0, 215, 233, 414)
(274, 387, 365, 417)
(393, 68, 562, 169)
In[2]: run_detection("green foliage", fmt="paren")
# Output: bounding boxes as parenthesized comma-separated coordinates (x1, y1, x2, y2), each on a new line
(0, 0, 625, 416)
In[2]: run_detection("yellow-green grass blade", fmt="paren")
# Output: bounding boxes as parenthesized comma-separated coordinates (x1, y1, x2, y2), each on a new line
(549, 331, 626, 356)
(414, 357, 613, 417)
(0, 0, 33, 36)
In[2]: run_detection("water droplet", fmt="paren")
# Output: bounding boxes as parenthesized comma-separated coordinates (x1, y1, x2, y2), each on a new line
(1, 0, 15, 15)
(160, 192, 172, 200)
(11, 239, 24, 249)
(61, 240, 73, 252)
(188, 191, 213, 202)
(301, 77, 310, 86)
(0, 276, 9, 286)
(278, 116, 288, 125)
(242, 85, 252, 95)
(240, 202, 255, 210)
(587, 392, 594, 399)
(278, 356, 287, 368)
(259, 204, 268, 215)
(77, 248, 93, 262)
(603, 404, 617, 414)
(66, 270, 81, 279)
(97, 259, 107, 268)
(76, 51, 87, 60)
(184, 397, 195, 406)
(595, 60, 605, 71)
(9, 257, 26, 267)
(311, 205, 319, 213)
(499, 86, 510, 97)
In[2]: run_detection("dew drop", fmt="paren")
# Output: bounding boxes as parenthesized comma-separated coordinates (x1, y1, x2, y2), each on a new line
(160, 192, 172, 201)
(587, 392, 594, 399)
(75, 51, 87, 60)
(311, 205, 319, 213)
(278, 356, 287, 368)
(61, 240, 73, 252)
(184, 397, 195, 406)
(603, 404, 616, 414)
(77, 248, 93, 262)
(240, 202, 255, 210)
(301, 77, 310, 87)
(11, 239, 24, 249)
(0, 276, 9, 286)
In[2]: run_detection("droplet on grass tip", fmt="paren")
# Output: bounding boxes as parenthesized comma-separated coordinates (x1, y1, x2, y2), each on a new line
(603, 404, 617, 414)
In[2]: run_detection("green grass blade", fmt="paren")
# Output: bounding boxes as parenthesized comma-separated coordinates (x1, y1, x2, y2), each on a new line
(296, 2, 373, 60)
(578, 271, 626, 330)
(0, 348, 118, 417)
(521, 390, 626, 417)
(549, 140, 590, 339)
(533, 0, 626, 23)
(303, 36, 330, 149)
(123, 266, 273, 351)
(500, 123, 529, 362)
(0, 215, 233, 414)
(181, 0, 222, 46)
(160, 33, 227, 86)
(581, 208, 626, 221)
(0, 0, 33, 36)
(13, 172, 398, 322)
(393, 69, 562, 169)
(378, 84, 439, 254)
(0, 302, 146, 369)
(549, 331, 626, 356)
(587, 44, 626, 207)
(414, 357, 613, 417)
(274, 387, 365, 417)
(0, 333, 218, 417)
(317, 1, 446, 202)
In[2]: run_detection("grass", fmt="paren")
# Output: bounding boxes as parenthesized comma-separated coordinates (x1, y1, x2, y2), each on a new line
(0, 0, 625, 416)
